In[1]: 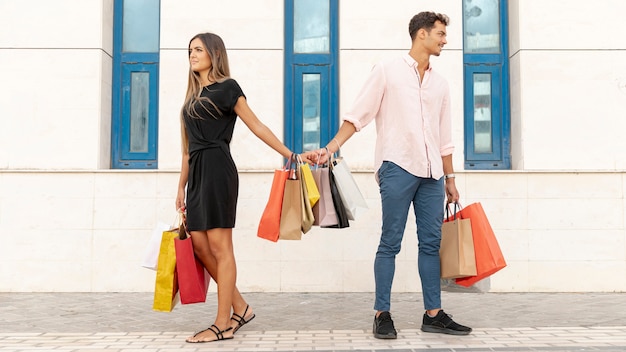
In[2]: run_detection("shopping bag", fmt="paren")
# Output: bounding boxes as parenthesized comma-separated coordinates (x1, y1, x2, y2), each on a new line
(440, 203, 476, 279)
(452, 202, 507, 287)
(279, 157, 303, 240)
(300, 163, 314, 234)
(153, 228, 180, 312)
(331, 156, 368, 220)
(312, 166, 339, 227)
(174, 232, 211, 305)
(141, 221, 170, 270)
(300, 162, 320, 208)
(440, 277, 491, 293)
(257, 162, 291, 242)
(326, 160, 350, 229)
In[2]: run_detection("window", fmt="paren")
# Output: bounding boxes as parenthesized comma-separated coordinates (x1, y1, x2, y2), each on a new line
(111, 0, 160, 169)
(463, 0, 511, 169)
(284, 0, 339, 153)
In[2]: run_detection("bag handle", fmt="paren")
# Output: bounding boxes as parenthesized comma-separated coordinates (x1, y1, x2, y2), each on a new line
(445, 202, 461, 220)
(283, 153, 294, 171)
(313, 149, 325, 170)
(287, 153, 299, 180)
(172, 209, 189, 240)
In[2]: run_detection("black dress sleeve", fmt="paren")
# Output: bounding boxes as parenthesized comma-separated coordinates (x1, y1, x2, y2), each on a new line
(224, 79, 246, 113)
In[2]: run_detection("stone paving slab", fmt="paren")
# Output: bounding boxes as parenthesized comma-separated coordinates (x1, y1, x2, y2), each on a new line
(2, 328, 626, 352)
(1, 292, 626, 351)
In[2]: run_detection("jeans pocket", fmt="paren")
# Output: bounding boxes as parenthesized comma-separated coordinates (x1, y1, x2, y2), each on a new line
(376, 161, 391, 182)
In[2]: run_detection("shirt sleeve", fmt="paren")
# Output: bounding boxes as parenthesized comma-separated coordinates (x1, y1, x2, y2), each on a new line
(343, 63, 386, 132)
(439, 83, 455, 156)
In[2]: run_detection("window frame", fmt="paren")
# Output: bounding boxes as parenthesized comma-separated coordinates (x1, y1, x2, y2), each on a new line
(463, 0, 511, 169)
(111, 0, 160, 169)
(284, 0, 339, 154)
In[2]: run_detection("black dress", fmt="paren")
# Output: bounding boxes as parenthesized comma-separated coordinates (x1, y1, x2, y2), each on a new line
(183, 79, 245, 231)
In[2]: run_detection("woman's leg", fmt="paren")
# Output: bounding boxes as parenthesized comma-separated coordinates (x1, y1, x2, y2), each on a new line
(190, 229, 250, 313)
(186, 228, 253, 342)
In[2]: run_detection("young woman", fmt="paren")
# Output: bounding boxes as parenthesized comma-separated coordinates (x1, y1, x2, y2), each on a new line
(176, 32, 304, 343)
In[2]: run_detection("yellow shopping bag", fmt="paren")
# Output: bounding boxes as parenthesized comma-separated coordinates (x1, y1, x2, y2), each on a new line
(300, 162, 320, 208)
(152, 229, 180, 312)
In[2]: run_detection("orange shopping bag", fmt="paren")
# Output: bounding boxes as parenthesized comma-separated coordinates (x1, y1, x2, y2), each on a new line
(448, 202, 506, 287)
(257, 156, 293, 242)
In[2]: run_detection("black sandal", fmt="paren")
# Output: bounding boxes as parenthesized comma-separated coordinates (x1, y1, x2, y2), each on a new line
(231, 304, 256, 334)
(186, 325, 233, 343)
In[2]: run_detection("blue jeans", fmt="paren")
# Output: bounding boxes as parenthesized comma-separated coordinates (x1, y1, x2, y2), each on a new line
(374, 161, 445, 311)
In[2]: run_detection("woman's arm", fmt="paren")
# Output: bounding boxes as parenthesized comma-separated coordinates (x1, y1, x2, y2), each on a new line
(176, 152, 189, 211)
(234, 96, 293, 159)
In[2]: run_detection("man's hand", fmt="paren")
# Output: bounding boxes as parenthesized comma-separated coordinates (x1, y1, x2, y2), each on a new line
(445, 179, 460, 204)
(301, 148, 330, 166)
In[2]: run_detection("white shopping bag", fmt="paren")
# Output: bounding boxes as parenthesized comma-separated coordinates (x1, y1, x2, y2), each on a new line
(141, 222, 171, 270)
(331, 157, 368, 220)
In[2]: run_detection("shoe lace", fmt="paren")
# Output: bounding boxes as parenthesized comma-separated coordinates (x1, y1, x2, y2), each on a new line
(380, 314, 393, 323)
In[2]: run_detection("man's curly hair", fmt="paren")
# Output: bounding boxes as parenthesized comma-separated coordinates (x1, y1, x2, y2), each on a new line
(409, 12, 450, 40)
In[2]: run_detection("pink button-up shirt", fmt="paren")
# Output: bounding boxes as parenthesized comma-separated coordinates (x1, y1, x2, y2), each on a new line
(343, 54, 454, 181)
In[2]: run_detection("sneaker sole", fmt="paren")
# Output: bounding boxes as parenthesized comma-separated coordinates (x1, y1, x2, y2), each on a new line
(421, 325, 472, 336)
(373, 332, 398, 339)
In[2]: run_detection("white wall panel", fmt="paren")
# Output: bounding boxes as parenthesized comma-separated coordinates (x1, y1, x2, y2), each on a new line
(517, 51, 626, 170)
(340, 0, 462, 50)
(0, 49, 107, 169)
(0, 0, 108, 48)
(0, 172, 625, 292)
(228, 50, 285, 170)
(160, 0, 283, 50)
(156, 50, 188, 170)
(517, 0, 626, 50)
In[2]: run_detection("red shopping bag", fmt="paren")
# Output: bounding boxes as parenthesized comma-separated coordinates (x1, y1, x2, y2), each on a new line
(446, 202, 506, 287)
(174, 234, 210, 304)
(257, 167, 290, 242)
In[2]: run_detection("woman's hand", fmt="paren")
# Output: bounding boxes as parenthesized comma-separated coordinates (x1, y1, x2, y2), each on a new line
(301, 148, 329, 166)
(175, 188, 186, 212)
(298, 152, 317, 165)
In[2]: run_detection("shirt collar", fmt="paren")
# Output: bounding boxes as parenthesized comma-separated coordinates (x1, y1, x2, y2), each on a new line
(403, 53, 433, 72)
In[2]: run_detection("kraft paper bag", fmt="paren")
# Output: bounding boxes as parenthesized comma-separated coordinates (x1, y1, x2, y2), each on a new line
(440, 206, 477, 279)
(279, 165, 303, 240)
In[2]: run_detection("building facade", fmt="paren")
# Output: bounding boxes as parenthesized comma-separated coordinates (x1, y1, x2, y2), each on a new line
(1, 0, 625, 292)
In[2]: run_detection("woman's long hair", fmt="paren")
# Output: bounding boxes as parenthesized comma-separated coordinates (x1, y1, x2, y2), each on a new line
(180, 32, 231, 153)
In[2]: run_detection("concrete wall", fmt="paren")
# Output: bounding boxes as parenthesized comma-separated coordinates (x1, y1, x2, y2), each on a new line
(0, 0, 625, 292)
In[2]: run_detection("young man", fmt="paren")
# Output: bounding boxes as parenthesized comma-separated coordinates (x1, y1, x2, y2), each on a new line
(306, 11, 472, 338)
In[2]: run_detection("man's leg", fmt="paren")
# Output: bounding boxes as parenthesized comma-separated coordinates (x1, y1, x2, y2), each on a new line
(412, 177, 445, 311)
(413, 177, 472, 335)
(373, 162, 417, 339)
(374, 161, 418, 312)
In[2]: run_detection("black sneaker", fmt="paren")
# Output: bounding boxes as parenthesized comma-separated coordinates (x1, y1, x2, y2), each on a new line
(421, 310, 472, 335)
(373, 311, 397, 339)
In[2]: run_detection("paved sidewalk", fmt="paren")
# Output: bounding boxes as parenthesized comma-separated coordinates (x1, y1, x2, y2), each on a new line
(1, 292, 626, 351)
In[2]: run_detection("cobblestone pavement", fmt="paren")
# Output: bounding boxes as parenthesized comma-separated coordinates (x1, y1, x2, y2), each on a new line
(1, 292, 625, 351)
